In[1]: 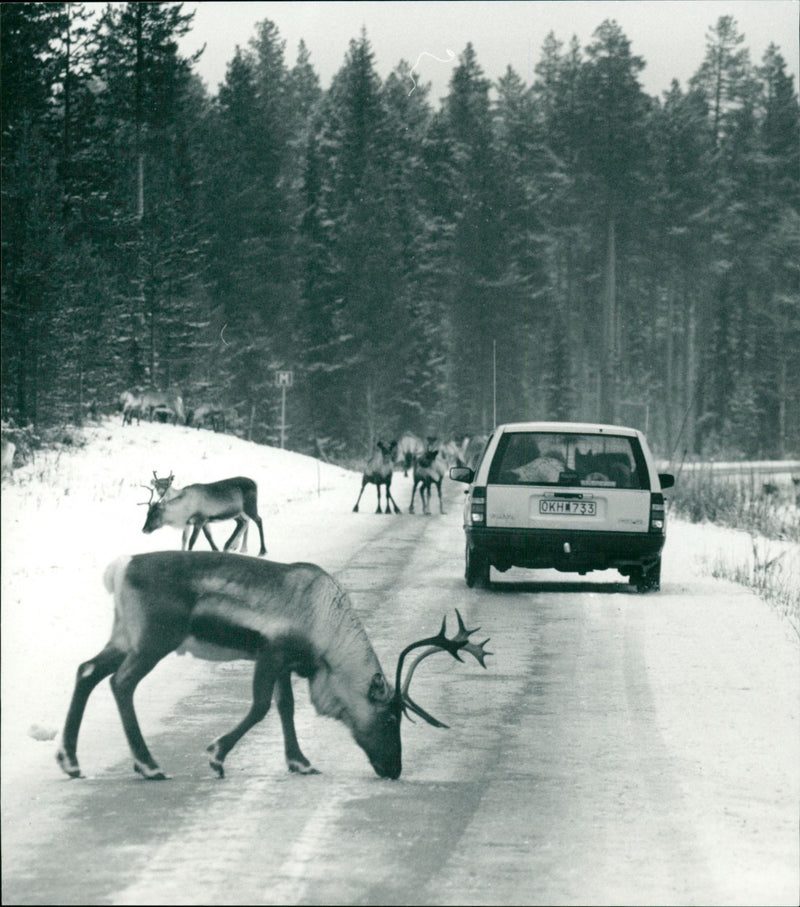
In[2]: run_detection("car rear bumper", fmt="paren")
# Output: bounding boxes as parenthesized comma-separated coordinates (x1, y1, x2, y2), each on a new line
(465, 526, 665, 574)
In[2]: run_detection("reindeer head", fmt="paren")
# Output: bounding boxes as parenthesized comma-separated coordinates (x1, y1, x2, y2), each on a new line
(151, 470, 175, 499)
(138, 472, 175, 534)
(343, 610, 491, 779)
(141, 501, 165, 534)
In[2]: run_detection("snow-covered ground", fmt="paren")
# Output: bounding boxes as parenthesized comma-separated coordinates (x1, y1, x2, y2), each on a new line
(2, 417, 798, 792)
(1, 418, 368, 786)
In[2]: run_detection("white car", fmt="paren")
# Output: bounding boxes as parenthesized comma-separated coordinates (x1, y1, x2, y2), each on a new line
(449, 421, 675, 592)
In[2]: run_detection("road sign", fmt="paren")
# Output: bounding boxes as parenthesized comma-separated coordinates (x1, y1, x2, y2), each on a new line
(275, 370, 293, 448)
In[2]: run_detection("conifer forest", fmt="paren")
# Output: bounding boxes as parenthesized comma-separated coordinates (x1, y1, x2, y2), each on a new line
(2, 3, 798, 460)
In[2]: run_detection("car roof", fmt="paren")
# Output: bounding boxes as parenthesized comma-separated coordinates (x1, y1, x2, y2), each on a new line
(495, 421, 642, 438)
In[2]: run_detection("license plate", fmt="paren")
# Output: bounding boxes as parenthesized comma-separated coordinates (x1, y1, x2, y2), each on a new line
(539, 500, 596, 516)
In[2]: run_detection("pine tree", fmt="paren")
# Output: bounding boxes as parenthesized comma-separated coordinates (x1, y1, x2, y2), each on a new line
(90, 1, 205, 395)
(575, 20, 650, 423)
(441, 44, 507, 432)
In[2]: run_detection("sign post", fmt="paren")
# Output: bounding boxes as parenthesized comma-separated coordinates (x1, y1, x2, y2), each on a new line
(275, 370, 293, 449)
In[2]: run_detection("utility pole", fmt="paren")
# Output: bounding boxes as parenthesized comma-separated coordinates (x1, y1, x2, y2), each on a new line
(493, 339, 497, 429)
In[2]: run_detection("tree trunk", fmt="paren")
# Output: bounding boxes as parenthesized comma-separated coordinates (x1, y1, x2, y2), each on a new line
(135, 4, 144, 219)
(600, 215, 617, 423)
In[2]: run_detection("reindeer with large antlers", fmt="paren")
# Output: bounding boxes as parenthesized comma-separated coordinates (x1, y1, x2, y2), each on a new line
(56, 551, 490, 781)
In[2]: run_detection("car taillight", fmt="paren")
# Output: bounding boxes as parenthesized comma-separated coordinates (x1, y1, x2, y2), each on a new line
(649, 492, 666, 532)
(470, 486, 486, 526)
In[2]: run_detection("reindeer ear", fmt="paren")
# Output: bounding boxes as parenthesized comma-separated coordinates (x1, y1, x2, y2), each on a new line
(368, 672, 392, 702)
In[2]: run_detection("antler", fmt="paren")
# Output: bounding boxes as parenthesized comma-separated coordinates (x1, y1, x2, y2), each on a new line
(138, 484, 156, 507)
(394, 609, 491, 727)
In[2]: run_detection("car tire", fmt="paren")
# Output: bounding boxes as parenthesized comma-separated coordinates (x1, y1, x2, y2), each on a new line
(632, 557, 661, 593)
(465, 541, 491, 588)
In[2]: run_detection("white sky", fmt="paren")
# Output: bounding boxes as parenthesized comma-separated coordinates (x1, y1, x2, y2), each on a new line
(178, 0, 800, 100)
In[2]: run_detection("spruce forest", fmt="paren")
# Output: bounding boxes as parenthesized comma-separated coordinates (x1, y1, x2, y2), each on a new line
(2, 2, 798, 461)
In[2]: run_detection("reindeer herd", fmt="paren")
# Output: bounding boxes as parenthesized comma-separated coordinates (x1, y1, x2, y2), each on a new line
(353, 433, 472, 516)
(55, 412, 490, 786)
(119, 387, 227, 431)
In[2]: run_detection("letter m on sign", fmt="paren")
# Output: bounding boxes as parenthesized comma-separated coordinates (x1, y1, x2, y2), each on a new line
(275, 370, 293, 388)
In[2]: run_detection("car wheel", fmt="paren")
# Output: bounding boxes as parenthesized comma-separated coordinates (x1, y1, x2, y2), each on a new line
(633, 557, 661, 593)
(465, 541, 491, 588)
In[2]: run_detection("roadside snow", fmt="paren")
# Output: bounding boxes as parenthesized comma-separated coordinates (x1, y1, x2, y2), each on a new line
(1, 419, 366, 786)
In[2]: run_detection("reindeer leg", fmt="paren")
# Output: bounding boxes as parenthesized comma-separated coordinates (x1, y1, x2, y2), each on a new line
(353, 478, 368, 512)
(275, 674, 319, 774)
(110, 648, 174, 780)
(207, 648, 276, 778)
(409, 480, 417, 514)
(375, 482, 383, 514)
(201, 525, 218, 550)
(385, 477, 401, 514)
(223, 517, 247, 552)
(250, 514, 267, 556)
(436, 479, 445, 513)
(56, 645, 126, 778)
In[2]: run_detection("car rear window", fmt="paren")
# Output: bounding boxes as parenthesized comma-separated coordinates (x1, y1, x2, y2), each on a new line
(487, 432, 649, 489)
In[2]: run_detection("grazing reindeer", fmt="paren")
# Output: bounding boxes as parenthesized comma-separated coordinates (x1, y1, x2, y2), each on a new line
(396, 432, 425, 477)
(409, 447, 448, 515)
(139, 388, 185, 425)
(353, 441, 401, 514)
(56, 551, 491, 780)
(142, 476, 267, 555)
(188, 403, 227, 433)
(120, 390, 142, 426)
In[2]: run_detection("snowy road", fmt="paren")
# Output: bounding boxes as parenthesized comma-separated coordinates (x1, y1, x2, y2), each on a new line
(2, 424, 798, 905)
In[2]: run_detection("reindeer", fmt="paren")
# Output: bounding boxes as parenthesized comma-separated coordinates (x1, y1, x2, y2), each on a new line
(56, 552, 491, 781)
(439, 436, 471, 468)
(396, 432, 425, 477)
(409, 447, 448, 515)
(353, 440, 401, 514)
(142, 475, 267, 556)
(187, 403, 227, 433)
(120, 390, 142, 426)
(139, 388, 185, 425)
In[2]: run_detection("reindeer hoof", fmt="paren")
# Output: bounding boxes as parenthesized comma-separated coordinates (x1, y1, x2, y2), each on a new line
(288, 760, 320, 775)
(134, 761, 169, 780)
(56, 749, 83, 779)
(207, 742, 225, 778)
